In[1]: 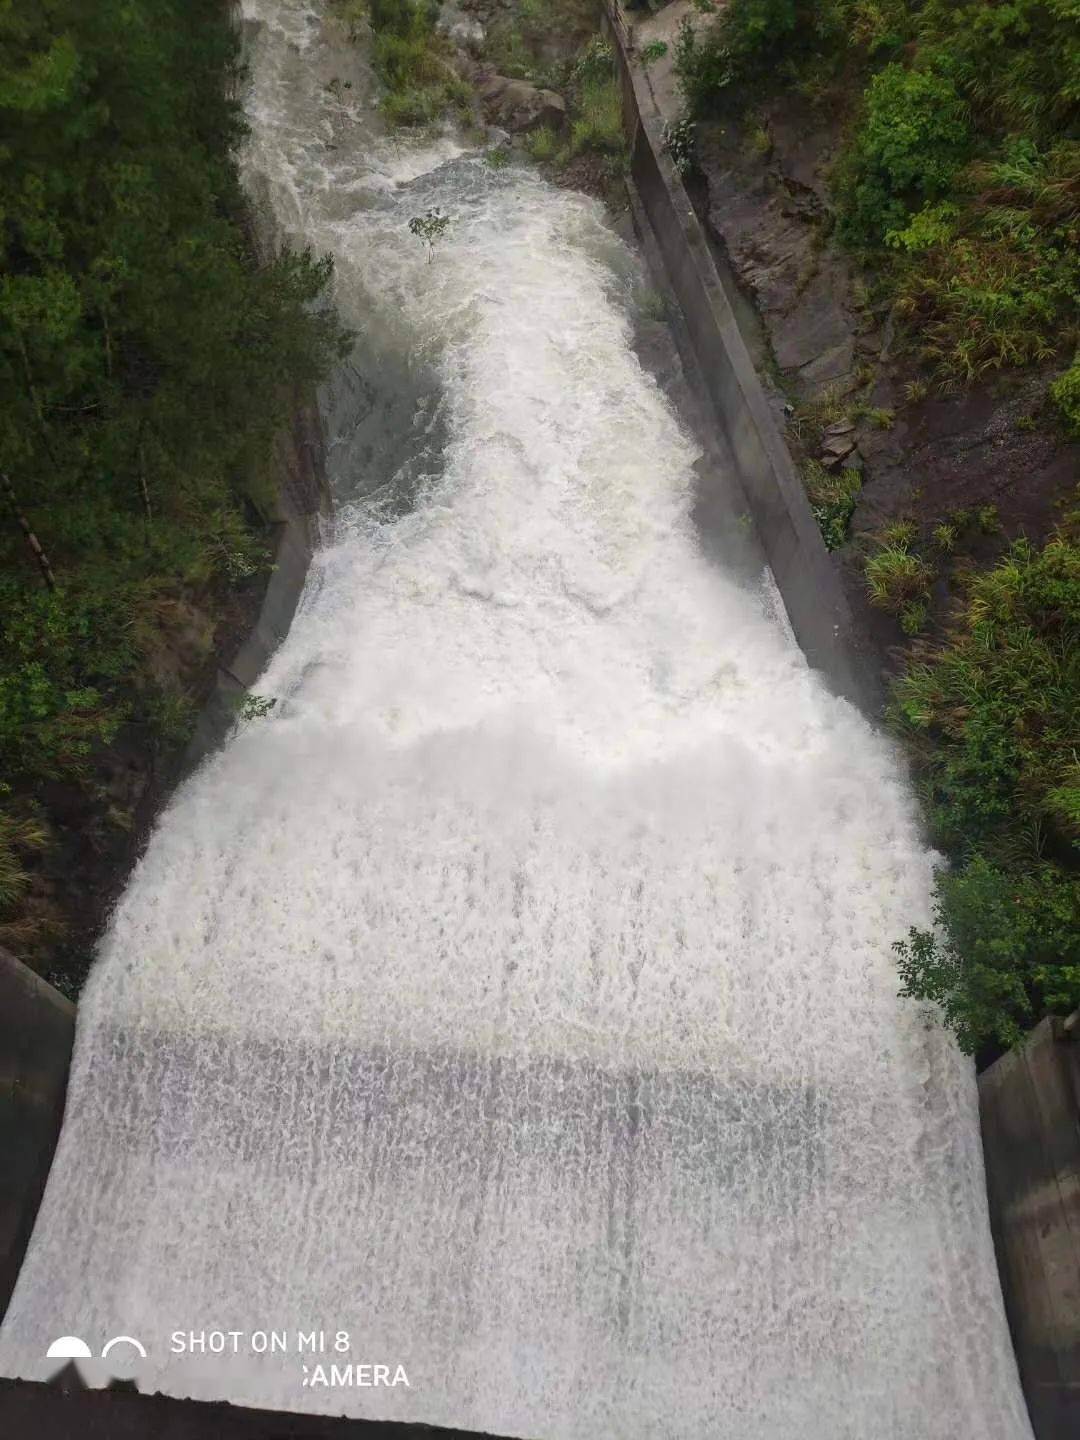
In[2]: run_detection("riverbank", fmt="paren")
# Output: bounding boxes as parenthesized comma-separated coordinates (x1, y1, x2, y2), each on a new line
(622, 0, 1080, 1059)
(0, 1, 346, 993)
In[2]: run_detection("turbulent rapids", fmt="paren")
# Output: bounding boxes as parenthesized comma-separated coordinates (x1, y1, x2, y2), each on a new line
(0, 3, 1032, 1436)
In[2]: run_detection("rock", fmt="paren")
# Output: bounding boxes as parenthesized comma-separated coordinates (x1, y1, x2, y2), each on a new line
(771, 276, 854, 375)
(796, 336, 856, 394)
(822, 433, 856, 460)
(478, 73, 511, 104)
(823, 418, 855, 437)
(479, 74, 566, 133)
(437, 4, 485, 52)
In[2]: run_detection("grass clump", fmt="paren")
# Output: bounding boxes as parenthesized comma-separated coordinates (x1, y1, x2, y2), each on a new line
(526, 125, 560, 162)
(932, 522, 957, 554)
(890, 523, 1080, 1052)
(569, 78, 623, 156)
(360, 0, 471, 127)
(0, 810, 47, 948)
(789, 385, 848, 449)
(803, 459, 861, 551)
(864, 542, 934, 613)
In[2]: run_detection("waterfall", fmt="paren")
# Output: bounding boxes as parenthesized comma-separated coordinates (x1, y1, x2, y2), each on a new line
(0, 3, 1031, 1436)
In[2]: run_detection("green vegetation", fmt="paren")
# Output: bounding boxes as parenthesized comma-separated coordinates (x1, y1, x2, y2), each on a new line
(487, 13, 627, 192)
(526, 125, 561, 162)
(662, 115, 698, 177)
(674, 1, 1080, 408)
(569, 77, 623, 156)
(0, 811, 46, 950)
(803, 458, 861, 551)
(360, 0, 471, 127)
(409, 207, 452, 260)
(573, 34, 615, 85)
(1051, 354, 1080, 436)
(0, 0, 347, 970)
(864, 540, 934, 617)
(891, 524, 1080, 1051)
(673, 0, 1080, 1053)
(837, 64, 972, 247)
(236, 693, 277, 723)
(932, 522, 957, 554)
(486, 0, 601, 90)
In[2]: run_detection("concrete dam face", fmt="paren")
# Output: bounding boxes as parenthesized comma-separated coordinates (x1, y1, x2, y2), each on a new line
(0, 3, 1032, 1436)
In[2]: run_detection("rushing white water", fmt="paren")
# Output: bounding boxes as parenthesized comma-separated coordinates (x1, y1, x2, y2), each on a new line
(0, 3, 1031, 1436)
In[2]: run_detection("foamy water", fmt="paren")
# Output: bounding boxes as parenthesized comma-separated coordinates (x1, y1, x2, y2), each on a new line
(0, 3, 1031, 1436)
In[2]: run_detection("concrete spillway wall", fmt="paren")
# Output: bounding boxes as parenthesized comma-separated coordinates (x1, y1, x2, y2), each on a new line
(604, 2, 876, 714)
(0, 949, 75, 1323)
(979, 1020, 1080, 1439)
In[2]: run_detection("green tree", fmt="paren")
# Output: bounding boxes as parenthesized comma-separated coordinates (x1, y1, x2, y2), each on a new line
(0, 0, 349, 969)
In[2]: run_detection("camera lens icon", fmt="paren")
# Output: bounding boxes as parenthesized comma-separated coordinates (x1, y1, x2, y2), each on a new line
(46, 1334, 147, 1361)
(46, 1336, 92, 1360)
(101, 1335, 147, 1360)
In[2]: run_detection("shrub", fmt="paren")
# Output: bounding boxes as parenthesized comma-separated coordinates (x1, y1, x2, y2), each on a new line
(890, 142, 1080, 381)
(721, 0, 798, 61)
(837, 64, 973, 247)
(409, 207, 451, 260)
(662, 114, 698, 176)
(1051, 356, 1080, 437)
(889, 526, 1080, 857)
(574, 35, 614, 84)
(673, 16, 734, 115)
(890, 522, 1080, 1052)
(674, 0, 914, 113)
(895, 857, 1080, 1054)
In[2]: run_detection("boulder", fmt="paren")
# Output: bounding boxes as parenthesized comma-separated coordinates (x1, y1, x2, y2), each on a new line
(479, 74, 566, 133)
(821, 432, 857, 466)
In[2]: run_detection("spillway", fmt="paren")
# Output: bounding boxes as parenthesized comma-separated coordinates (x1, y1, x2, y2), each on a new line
(0, 2, 1032, 1436)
